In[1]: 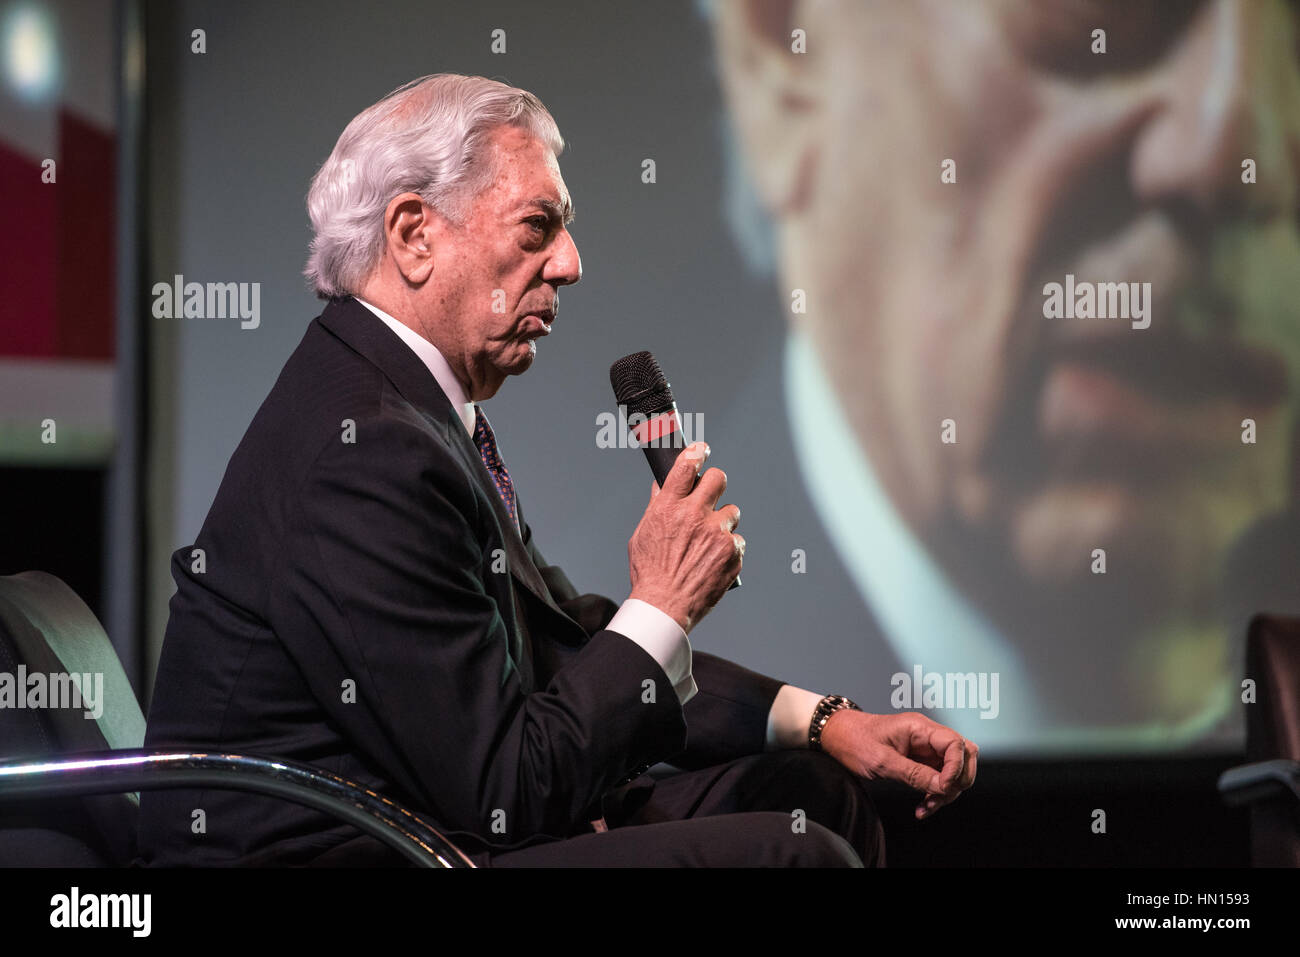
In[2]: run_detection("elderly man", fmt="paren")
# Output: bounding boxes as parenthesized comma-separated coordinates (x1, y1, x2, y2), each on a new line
(709, 0, 1300, 751)
(138, 73, 976, 867)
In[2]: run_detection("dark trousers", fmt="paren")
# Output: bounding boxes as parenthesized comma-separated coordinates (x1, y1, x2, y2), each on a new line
(310, 750, 884, 868)
(487, 749, 884, 867)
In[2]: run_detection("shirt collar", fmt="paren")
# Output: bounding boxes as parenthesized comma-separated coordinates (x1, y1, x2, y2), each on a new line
(353, 296, 477, 435)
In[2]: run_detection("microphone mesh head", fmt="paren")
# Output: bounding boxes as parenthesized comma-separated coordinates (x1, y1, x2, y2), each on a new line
(610, 351, 675, 417)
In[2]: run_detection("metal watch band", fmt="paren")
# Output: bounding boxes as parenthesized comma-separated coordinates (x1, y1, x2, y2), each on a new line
(808, 694, 861, 751)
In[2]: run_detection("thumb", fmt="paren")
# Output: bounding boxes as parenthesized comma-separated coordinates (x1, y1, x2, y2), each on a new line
(660, 442, 708, 498)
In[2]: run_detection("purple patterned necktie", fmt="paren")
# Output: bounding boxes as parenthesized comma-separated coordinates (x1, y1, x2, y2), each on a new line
(472, 405, 521, 535)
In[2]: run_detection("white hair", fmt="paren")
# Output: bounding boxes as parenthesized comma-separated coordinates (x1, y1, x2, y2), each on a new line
(304, 73, 565, 299)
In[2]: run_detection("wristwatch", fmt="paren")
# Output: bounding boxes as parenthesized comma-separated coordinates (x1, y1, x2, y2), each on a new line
(808, 694, 861, 751)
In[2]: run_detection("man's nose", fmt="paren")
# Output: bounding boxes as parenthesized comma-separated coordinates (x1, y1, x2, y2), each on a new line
(544, 227, 582, 286)
(1130, 0, 1300, 220)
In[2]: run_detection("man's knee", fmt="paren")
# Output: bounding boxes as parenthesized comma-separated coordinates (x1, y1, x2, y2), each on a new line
(762, 751, 886, 866)
(803, 820, 864, 868)
(745, 813, 863, 867)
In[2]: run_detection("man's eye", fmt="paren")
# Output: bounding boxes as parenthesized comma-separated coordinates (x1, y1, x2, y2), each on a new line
(526, 218, 548, 233)
(1000, 0, 1204, 77)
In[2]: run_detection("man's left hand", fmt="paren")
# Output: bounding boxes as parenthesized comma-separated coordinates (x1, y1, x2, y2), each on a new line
(819, 710, 977, 819)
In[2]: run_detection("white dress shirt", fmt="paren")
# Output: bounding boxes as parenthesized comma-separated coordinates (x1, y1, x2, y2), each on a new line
(355, 295, 823, 748)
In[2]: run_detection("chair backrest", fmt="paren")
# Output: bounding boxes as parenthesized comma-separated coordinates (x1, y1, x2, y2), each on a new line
(1244, 614, 1300, 866)
(0, 571, 145, 865)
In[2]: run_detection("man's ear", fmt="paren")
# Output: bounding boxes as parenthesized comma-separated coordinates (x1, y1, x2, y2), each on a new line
(713, 0, 821, 216)
(383, 192, 436, 284)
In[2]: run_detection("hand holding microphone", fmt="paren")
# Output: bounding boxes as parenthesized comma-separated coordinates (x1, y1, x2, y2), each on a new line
(627, 441, 744, 634)
(611, 351, 744, 634)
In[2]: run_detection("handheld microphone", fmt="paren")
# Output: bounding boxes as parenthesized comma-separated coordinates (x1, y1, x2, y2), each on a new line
(610, 351, 740, 590)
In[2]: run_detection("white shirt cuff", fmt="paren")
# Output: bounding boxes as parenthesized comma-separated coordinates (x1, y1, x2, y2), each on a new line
(606, 598, 696, 705)
(765, 684, 825, 750)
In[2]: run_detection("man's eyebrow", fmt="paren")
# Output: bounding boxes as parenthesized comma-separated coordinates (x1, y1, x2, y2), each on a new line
(519, 197, 575, 225)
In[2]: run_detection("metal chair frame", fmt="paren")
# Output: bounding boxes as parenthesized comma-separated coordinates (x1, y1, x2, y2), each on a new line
(0, 749, 476, 868)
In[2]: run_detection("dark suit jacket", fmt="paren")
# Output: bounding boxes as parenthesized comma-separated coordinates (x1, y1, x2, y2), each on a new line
(138, 296, 785, 866)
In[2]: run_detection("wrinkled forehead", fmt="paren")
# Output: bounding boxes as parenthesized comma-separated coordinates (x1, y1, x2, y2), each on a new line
(485, 126, 574, 219)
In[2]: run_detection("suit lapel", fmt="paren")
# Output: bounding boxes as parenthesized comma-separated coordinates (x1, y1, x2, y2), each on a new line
(442, 419, 568, 620)
(316, 297, 570, 624)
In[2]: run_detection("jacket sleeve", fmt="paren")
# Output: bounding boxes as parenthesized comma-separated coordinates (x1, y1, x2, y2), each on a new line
(671, 652, 785, 768)
(523, 522, 786, 770)
(269, 415, 687, 845)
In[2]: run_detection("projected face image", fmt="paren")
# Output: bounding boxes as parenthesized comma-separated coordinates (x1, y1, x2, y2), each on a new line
(716, 0, 1300, 736)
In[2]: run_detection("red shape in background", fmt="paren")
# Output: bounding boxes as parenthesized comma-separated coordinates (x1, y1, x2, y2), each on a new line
(0, 144, 57, 356)
(56, 110, 116, 360)
(0, 109, 116, 360)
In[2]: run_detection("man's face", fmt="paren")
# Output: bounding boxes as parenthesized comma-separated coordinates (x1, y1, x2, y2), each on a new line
(742, 0, 1299, 609)
(421, 125, 580, 401)
(720, 0, 1300, 718)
